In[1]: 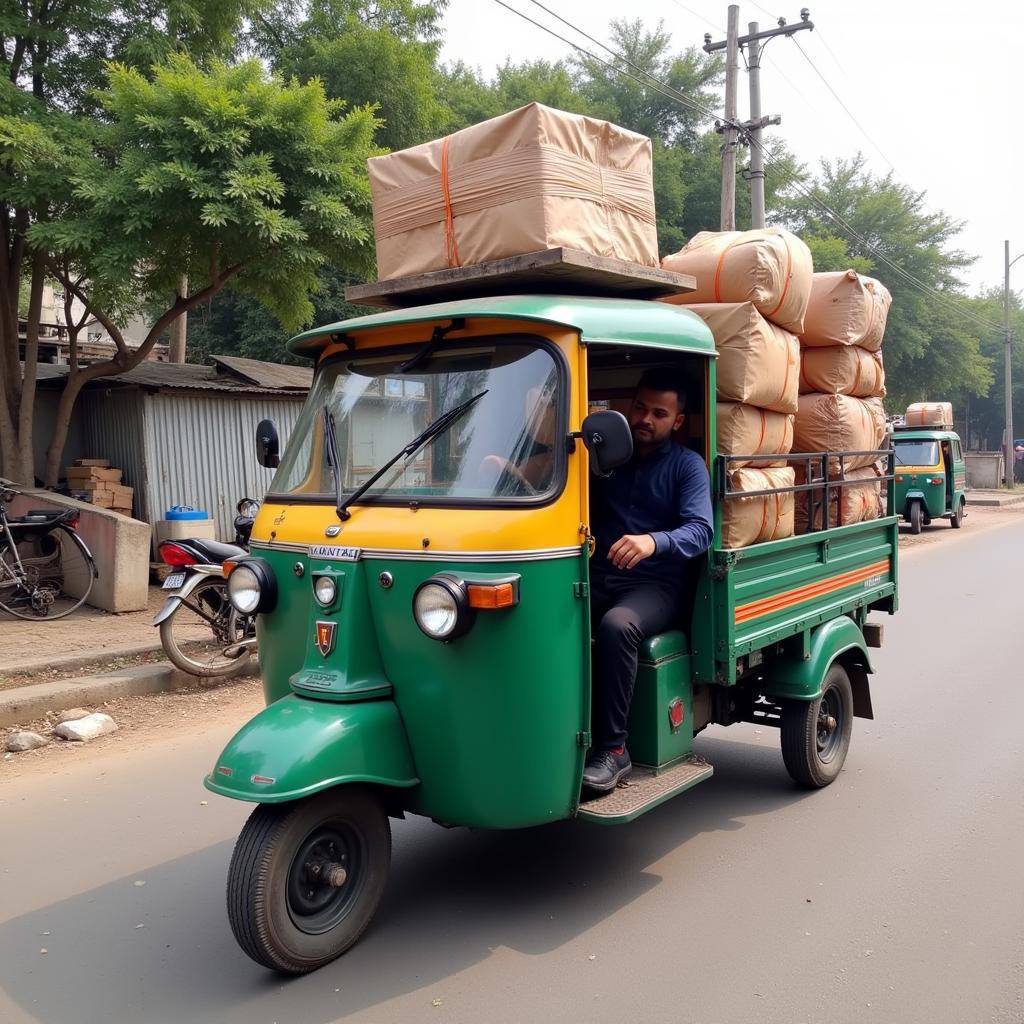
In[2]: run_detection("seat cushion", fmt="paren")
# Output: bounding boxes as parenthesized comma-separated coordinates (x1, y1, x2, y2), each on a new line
(639, 629, 688, 663)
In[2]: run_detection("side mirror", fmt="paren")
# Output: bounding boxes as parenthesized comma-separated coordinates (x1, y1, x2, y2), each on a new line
(580, 410, 633, 476)
(255, 419, 280, 469)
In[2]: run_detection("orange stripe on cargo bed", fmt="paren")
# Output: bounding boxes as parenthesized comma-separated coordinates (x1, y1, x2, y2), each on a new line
(734, 558, 890, 625)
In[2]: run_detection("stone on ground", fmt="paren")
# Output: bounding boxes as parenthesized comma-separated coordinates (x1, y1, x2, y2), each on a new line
(55, 707, 91, 724)
(5, 730, 48, 752)
(54, 713, 118, 742)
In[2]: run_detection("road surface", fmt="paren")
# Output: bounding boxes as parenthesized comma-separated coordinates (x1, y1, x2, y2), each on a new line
(2, 512, 1023, 1024)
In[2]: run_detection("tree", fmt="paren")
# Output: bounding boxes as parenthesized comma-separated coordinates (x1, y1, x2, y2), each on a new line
(12, 56, 379, 485)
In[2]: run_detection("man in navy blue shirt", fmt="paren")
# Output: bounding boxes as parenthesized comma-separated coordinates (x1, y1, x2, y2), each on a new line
(583, 368, 714, 793)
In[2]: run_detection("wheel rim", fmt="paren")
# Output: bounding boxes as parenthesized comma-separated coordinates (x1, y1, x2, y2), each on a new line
(816, 687, 845, 763)
(286, 822, 365, 935)
(165, 580, 249, 670)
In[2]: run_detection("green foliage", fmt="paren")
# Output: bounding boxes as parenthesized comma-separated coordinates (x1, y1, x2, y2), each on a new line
(802, 234, 873, 274)
(30, 55, 380, 332)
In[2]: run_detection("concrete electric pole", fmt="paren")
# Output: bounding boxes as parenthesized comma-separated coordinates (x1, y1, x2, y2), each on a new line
(1005, 241, 1023, 488)
(704, 9, 814, 230)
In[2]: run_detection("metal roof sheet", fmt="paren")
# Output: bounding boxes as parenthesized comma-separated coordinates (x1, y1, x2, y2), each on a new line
(288, 294, 717, 358)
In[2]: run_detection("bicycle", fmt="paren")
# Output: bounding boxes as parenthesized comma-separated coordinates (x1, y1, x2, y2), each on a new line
(0, 487, 98, 619)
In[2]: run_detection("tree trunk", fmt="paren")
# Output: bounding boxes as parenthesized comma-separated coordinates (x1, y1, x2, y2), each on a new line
(14, 252, 46, 485)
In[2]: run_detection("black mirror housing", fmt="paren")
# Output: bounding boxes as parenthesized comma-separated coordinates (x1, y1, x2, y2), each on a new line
(256, 419, 280, 469)
(580, 410, 633, 476)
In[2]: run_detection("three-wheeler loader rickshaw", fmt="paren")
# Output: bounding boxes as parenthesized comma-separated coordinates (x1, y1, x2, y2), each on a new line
(206, 293, 898, 973)
(892, 425, 967, 533)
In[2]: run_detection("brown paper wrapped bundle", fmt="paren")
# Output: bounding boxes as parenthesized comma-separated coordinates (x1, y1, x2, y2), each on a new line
(368, 103, 658, 280)
(904, 401, 953, 428)
(660, 228, 813, 335)
(793, 464, 884, 533)
(720, 467, 795, 549)
(799, 346, 885, 398)
(800, 270, 892, 351)
(674, 302, 800, 414)
(717, 402, 794, 468)
(792, 394, 886, 472)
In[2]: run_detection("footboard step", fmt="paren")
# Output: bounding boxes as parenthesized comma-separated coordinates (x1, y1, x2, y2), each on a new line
(577, 756, 713, 824)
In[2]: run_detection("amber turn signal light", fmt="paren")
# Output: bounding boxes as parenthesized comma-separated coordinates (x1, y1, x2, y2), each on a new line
(467, 583, 517, 609)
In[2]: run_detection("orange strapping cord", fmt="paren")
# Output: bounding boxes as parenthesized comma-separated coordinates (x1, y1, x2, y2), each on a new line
(766, 233, 794, 321)
(756, 409, 767, 452)
(440, 136, 461, 268)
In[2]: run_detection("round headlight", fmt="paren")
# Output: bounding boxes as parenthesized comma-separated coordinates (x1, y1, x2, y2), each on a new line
(314, 575, 337, 606)
(228, 564, 261, 614)
(413, 581, 465, 640)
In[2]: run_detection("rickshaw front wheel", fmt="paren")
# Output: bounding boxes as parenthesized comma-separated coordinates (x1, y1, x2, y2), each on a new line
(950, 497, 964, 528)
(227, 787, 391, 974)
(780, 663, 854, 789)
(908, 501, 922, 534)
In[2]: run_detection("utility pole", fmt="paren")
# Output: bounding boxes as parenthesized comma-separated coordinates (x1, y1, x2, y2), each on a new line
(1005, 240, 1018, 488)
(705, 9, 813, 230)
(719, 5, 740, 231)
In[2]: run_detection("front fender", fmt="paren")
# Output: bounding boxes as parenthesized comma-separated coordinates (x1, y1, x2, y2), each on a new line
(765, 617, 872, 703)
(204, 695, 419, 803)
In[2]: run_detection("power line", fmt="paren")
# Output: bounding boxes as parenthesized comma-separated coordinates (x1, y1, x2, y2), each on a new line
(665, 0, 724, 33)
(812, 26, 849, 78)
(790, 36, 896, 173)
(489, 0, 1006, 334)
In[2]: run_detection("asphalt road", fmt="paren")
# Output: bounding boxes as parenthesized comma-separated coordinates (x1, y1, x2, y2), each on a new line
(2, 516, 1023, 1024)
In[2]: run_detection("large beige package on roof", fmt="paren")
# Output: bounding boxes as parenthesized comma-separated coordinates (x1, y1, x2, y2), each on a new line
(792, 394, 886, 472)
(720, 467, 795, 549)
(904, 401, 953, 428)
(800, 270, 892, 351)
(660, 228, 813, 334)
(799, 345, 885, 398)
(367, 102, 658, 280)
(717, 403, 794, 468)
(794, 464, 885, 533)
(676, 302, 799, 414)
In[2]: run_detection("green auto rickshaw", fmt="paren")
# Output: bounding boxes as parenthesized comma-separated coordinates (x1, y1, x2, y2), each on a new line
(892, 426, 967, 533)
(205, 294, 897, 974)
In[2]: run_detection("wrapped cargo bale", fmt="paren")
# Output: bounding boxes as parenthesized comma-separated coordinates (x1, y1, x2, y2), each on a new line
(799, 346, 885, 398)
(794, 464, 884, 533)
(904, 401, 953, 428)
(800, 270, 892, 351)
(717, 402, 794, 468)
(792, 394, 886, 472)
(368, 103, 658, 281)
(660, 228, 813, 334)
(720, 467, 795, 549)
(674, 302, 799, 414)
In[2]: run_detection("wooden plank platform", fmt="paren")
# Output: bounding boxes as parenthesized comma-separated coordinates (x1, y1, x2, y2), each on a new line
(346, 248, 697, 309)
(576, 755, 713, 824)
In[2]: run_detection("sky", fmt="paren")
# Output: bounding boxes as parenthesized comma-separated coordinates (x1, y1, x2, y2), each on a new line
(439, 0, 1023, 299)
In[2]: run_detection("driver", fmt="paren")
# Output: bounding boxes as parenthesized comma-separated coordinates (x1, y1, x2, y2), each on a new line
(583, 368, 714, 793)
(478, 384, 556, 493)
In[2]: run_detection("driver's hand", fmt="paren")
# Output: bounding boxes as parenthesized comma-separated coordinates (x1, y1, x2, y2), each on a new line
(608, 534, 656, 570)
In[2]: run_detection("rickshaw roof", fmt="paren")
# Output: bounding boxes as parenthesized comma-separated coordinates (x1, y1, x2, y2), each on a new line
(893, 428, 960, 441)
(288, 294, 717, 358)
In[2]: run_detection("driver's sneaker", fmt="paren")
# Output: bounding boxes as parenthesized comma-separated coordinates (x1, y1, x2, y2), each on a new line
(582, 746, 631, 793)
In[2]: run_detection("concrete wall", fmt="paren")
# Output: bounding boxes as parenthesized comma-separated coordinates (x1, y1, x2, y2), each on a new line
(8, 490, 151, 612)
(965, 452, 1005, 489)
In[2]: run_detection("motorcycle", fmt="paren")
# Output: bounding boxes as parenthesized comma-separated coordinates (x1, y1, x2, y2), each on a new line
(153, 498, 260, 677)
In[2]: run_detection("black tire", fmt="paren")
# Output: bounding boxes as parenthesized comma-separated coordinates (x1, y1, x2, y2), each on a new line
(0, 525, 95, 620)
(908, 501, 922, 534)
(227, 787, 391, 974)
(159, 577, 252, 677)
(780, 662, 854, 788)
(950, 497, 964, 528)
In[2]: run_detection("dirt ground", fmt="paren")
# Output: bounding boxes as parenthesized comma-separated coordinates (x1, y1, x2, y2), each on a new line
(3, 502, 1023, 780)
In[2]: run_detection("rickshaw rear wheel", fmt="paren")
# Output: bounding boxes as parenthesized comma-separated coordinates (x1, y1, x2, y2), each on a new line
(226, 787, 391, 974)
(780, 663, 854, 789)
(950, 497, 964, 528)
(908, 502, 922, 534)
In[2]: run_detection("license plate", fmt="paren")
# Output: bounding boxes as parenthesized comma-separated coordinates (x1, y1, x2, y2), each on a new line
(162, 572, 186, 590)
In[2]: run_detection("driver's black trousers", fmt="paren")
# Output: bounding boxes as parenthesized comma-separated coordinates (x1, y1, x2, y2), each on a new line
(589, 571, 683, 751)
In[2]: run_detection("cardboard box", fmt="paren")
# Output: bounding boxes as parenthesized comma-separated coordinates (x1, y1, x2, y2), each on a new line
(72, 459, 110, 468)
(66, 466, 122, 483)
(368, 102, 658, 280)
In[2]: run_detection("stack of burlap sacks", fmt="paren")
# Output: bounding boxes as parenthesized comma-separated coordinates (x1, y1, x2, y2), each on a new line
(660, 229, 810, 547)
(793, 271, 891, 532)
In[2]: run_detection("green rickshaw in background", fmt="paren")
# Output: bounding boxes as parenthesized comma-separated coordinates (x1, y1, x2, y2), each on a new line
(893, 425, 967, 533)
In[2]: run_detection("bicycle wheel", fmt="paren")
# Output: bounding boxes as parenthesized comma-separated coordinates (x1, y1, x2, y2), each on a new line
(159, 576, 254, 677)
(0, 526, 95, 620)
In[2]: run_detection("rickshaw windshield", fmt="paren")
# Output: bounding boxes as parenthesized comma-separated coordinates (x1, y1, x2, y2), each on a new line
(894, 440, 940, 466)
(269, 335, 564, 506)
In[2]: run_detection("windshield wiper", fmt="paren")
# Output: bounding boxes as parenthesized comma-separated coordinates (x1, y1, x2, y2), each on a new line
(323, 405, 346, 521)
(335, 389, 488, 521)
